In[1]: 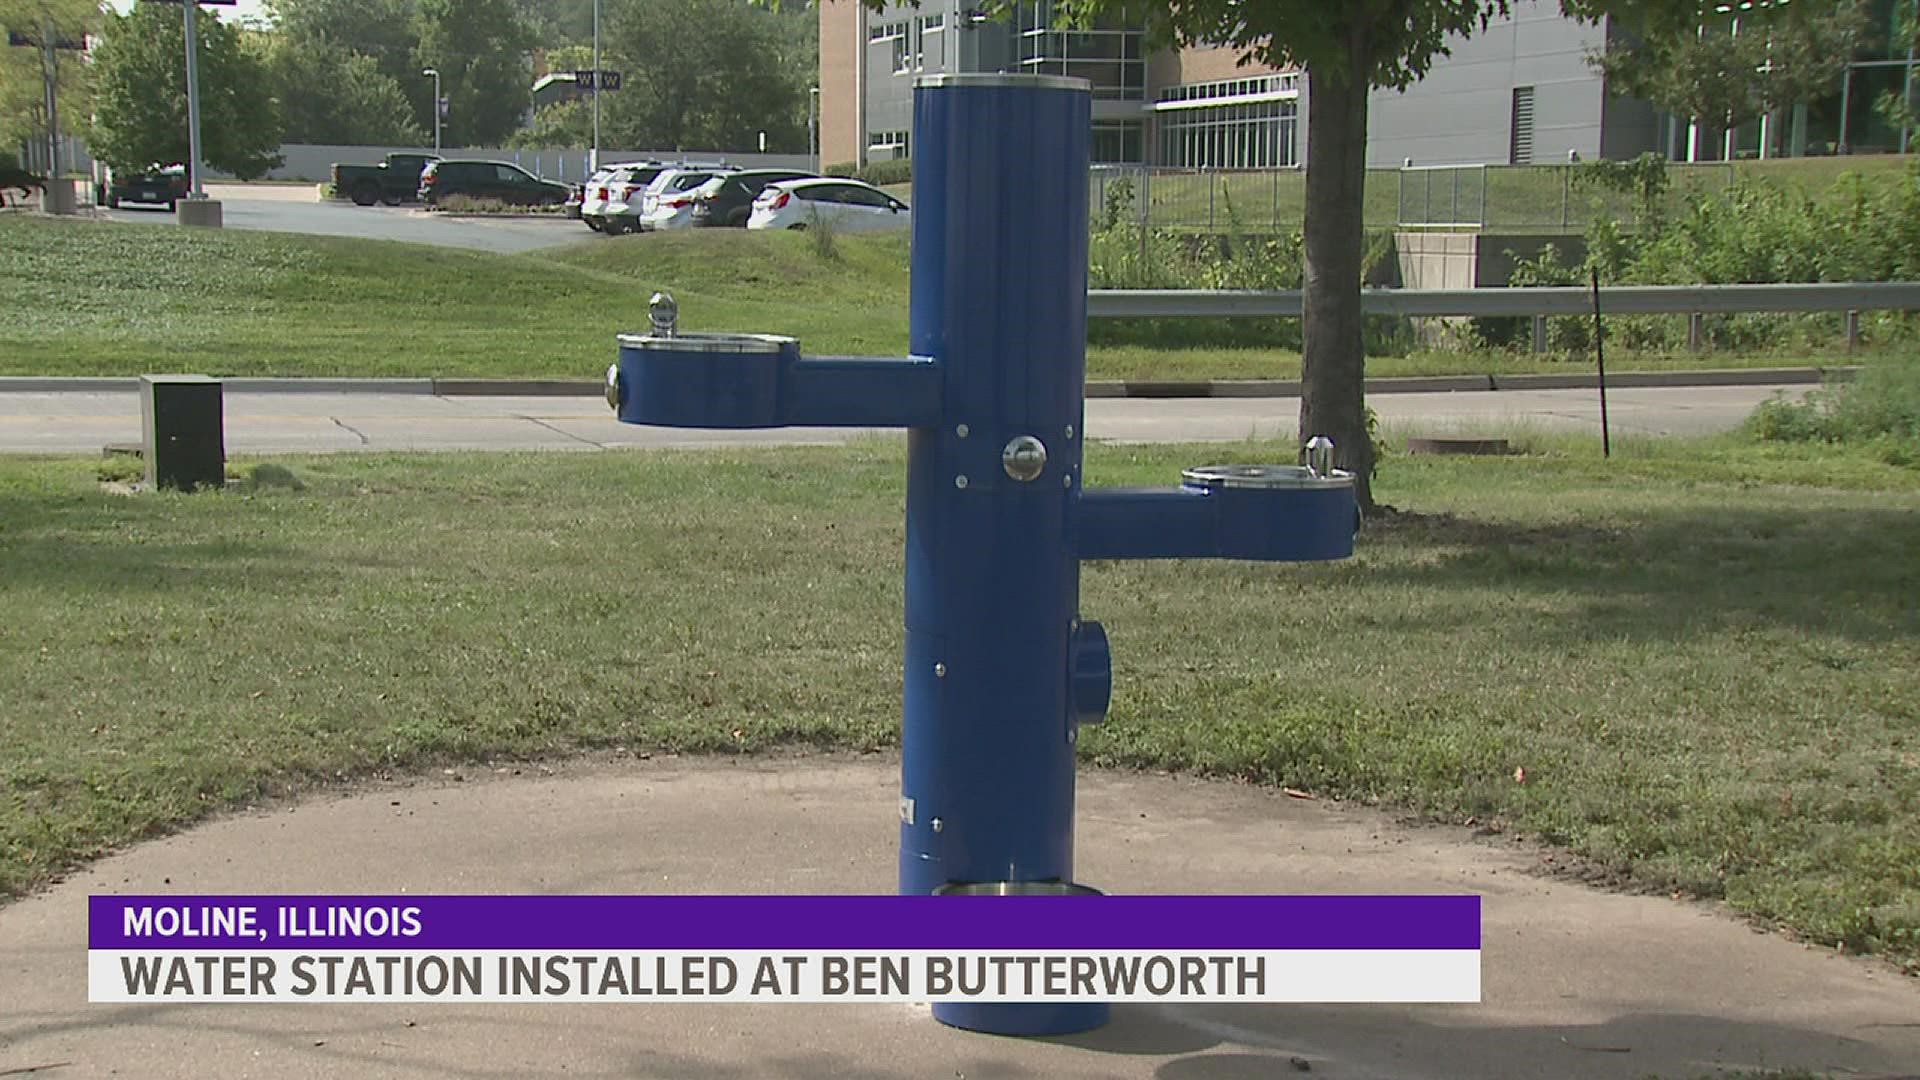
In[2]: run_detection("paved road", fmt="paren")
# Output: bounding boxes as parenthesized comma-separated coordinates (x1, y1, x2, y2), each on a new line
(94, 183, 592, 253)
(0, 384, 1798, 455)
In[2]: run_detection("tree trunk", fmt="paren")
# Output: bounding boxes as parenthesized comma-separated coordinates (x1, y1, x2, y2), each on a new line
(1300, 49, 1377, 514)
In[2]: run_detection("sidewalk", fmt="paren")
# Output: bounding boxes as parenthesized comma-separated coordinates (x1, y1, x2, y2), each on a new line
(0, 384, 1805, 454)
(0, 366, 1852, 399)
(3, 756, 1915, 1079)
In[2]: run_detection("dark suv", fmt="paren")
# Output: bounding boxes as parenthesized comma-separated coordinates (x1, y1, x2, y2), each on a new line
(689, 169, 818, 228)
(418, 160, 572, 208)
(106, 163, 189, 211)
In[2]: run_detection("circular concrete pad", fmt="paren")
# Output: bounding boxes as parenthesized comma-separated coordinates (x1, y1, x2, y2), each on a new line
(3, 757, 1916, 1079)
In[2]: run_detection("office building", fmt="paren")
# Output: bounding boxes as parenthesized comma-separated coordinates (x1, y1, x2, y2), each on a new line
(818, 0, 1917, 171)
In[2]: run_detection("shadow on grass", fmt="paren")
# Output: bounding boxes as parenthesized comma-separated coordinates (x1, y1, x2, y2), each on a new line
(0, 534, 327, 595)
(1362, 505, 1920, 645)
(0, 489, 329, 596)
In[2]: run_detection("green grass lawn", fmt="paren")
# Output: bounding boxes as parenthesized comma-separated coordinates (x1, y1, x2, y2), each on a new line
(0, 214, 1885, 382)
(3, 438, 1917, 970)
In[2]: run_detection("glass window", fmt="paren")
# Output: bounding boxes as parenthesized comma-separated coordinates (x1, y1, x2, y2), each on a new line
(1013, 1, 1144, 100)
(1091, 121, 1144, 164)
(1156, 99, 1298, 168)
(838, 186, 890, 208)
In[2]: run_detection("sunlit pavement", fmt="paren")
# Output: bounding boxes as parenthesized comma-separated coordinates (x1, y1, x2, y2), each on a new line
(0, 383, 1808, 456)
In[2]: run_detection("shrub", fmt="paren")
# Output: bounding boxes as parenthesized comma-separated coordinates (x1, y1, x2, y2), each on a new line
(1747, 392, 1834, 444)
(858, 158, 911, 187)
(1086, 210, 1411, 354)
(819, 159, 911, 185)
(1747, 356, 1920, 465)
(432, 194, 567, 215)
(803, 206, 840, 261)
(1830, 356, 1920, 444)
(1496, 159, 1920, 359)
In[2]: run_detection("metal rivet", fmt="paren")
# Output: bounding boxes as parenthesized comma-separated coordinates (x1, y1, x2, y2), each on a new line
(956, 423, 970, 438)
(931, 817, 944, 833)
(1062, 473, 1073, 489)
(934, 662, 947, 677)
(1065, 424, 1074, 440)
(954, 475, 968, 490)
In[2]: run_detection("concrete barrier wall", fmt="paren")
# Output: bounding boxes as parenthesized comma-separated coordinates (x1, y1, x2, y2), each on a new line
(1393, 230, 1587, 290)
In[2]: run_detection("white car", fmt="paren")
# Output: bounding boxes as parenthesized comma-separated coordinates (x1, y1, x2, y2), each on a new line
(747, 178, 911, 233)
(633, 167, 733, 232)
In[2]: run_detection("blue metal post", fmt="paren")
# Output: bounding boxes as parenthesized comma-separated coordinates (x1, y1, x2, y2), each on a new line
(898, 74, 1099, 1036)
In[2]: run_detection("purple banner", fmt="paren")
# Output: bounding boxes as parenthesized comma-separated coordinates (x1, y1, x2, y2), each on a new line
(89, 894, 1480, 951)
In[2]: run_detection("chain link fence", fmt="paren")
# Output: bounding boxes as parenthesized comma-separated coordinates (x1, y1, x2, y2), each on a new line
(1091, 162, 1740, 233)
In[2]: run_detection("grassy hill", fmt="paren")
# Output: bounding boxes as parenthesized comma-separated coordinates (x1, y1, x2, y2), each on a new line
(0, 216, 912, 378)
(1, 210, 1897, 381)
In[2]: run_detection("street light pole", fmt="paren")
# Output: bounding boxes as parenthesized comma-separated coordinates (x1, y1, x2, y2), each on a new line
(591, 0, 601, 171)
(422, 67, 441, 151)
(183, 0, 204, 197)
(39, 23, 60, 177)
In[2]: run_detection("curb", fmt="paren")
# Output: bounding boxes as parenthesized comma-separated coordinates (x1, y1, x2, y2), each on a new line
(430, 378, 599, 396)
(1488, 366, 1855, 390)
(0, 368, 1855, 398)
(0, 376, 437, 394)
(228, 377, 436, 394)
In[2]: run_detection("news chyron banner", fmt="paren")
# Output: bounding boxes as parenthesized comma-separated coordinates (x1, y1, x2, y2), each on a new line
(90, 895, 1481, 1004)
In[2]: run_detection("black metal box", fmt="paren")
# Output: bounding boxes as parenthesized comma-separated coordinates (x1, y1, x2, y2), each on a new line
(140, 375, 225, 490)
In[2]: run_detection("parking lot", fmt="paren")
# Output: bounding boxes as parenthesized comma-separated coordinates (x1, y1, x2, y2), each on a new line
(96, 183, 585, 253)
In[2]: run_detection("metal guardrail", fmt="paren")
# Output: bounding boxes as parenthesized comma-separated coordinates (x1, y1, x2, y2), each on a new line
(1087, 282, 1920, 319)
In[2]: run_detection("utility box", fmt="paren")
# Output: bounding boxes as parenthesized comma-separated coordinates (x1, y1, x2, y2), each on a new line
(140, 375, 225, 491)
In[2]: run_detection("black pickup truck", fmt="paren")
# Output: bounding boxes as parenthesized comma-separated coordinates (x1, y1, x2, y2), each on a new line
(331, 152, 440, 206)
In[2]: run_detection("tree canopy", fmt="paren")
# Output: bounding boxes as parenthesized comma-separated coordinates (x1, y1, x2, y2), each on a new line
(413, 0, 535, 146)
(1570, 0, 1869, 136)
(90, 0, 281, 179)
(594, 0, 812, 152)
(0, 0, 99, 168)
(263, 33, 425, 145)
(266, 0, 427, 132)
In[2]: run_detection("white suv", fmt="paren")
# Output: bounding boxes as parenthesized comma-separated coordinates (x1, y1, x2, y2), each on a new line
(580, 162, 660, 233)
(747, 178, 911, 233)
(632, 167, 735, 232)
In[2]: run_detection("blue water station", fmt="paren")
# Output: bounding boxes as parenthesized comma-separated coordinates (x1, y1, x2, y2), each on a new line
(606, 73, 1356, 1036)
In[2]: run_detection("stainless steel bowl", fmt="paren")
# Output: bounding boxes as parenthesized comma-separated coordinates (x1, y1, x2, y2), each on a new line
(1181, 463, 1353, 490)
